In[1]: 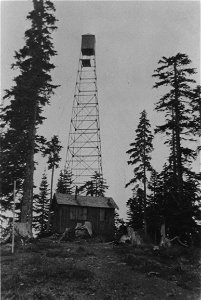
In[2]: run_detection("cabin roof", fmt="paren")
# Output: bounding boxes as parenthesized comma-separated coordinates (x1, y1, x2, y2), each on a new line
(54, 193, 119, 209)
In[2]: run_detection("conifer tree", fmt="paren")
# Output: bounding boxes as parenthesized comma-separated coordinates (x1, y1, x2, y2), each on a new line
(147, 170, 164, 242)
(43, 135, 62, 230)
(190, 85, 201, 135)
(56, 170, 64, 193)
(126, 187, 144, 231)
(1, 0, 58, 224)
(153, 53, 200, 241)
(83, 172, 108, 197)
(33, 173, 49, 235)
(84, 181, 95, 196)
(92, 172, 108, 196)
(153, 53, 196, 203)
(158, 164, 200, 242)
(56, 168, 73, 194)
(189, 84, 201, 160)
(126, 110, 153, 235)
(190, 85, 201, 169)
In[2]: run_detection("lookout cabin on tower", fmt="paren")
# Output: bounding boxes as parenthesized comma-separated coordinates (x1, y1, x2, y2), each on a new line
(81, 34, 95, 55)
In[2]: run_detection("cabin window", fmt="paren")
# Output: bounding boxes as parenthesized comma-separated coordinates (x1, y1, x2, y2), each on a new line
(100, 208, 106, 221)
(70, 207, 87, 220)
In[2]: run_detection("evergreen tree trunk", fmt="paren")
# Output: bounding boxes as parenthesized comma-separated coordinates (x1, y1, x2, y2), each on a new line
(0, 133, 2, 198)
(198, 93, 201, 130)
(143, 164, 147, 236)
(21, 98, 37, 225)
(43, 135, 62, 231)
(174, 61, 183, 203)
(21, 0, 43, 226)
(41, 196, 45, 233)
(143, 124, 147, 236)
(126, 110, 153, 234)
(47, 163, 54, 231)
(172, 107, 177, 181)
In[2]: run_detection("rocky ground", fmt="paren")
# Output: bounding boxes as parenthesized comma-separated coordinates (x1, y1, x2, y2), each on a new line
(1, 238, 201, 299)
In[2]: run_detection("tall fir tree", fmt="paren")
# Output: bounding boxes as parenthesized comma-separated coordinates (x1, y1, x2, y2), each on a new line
(153, 53, 196, 203)
(1, 0, 58, 224)
(33, 172, 50, 235)
(153, 53, 200, 241)
(126, 110, 153, 235)
(43, 135, 62, 230)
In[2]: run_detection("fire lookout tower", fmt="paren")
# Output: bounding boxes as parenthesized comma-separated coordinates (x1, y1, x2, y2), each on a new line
(65, 34, 103, 190)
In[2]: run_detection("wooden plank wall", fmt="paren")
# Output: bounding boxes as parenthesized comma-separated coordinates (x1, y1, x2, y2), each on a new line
(52, 205, 115, 240)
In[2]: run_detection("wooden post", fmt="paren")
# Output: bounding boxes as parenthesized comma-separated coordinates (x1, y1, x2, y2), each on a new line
(12, 180, 16, 254)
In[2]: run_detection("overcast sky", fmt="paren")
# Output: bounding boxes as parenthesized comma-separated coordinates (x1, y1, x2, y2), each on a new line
(1, 0, 200, 219)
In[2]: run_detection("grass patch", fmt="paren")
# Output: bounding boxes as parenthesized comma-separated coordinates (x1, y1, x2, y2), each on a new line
(124, 254, 144, 266)
(116, 245, 201, 291)
(31, 289, 56, 300)
(46, 249, 68, 258)
(24, 253, 45, 265)
(2, 257, 93, 297)
(1, 244, 13, 257)
(113, 244, 133, 255)
(76, 246, 96, 257)
(1, 250, 13, 257)
(28, 241, 61, 251)
(76, 246, 86, 252)
(28, 261, 94, 282)
(43, 245, 96, 258)
(157, 246, 186, 259)
(30, 262, 74, 280)
(2, 273, 22, 291)
(23, 243, 41, 253)
(69, 268, 94, 281)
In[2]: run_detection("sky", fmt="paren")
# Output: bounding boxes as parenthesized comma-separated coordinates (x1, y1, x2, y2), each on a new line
(1, 0, 200, 219)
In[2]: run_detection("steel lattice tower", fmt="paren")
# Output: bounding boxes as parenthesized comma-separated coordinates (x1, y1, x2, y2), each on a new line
(65, 34, 103, 190)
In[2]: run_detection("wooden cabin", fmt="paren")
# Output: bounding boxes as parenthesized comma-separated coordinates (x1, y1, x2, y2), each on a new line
(52, 193, 118, 240)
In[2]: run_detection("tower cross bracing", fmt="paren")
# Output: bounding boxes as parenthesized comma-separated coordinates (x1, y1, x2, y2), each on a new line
(65, 34, 103, 189)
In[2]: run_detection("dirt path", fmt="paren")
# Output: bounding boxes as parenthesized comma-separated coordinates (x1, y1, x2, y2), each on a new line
(1, 241, 200, 299)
